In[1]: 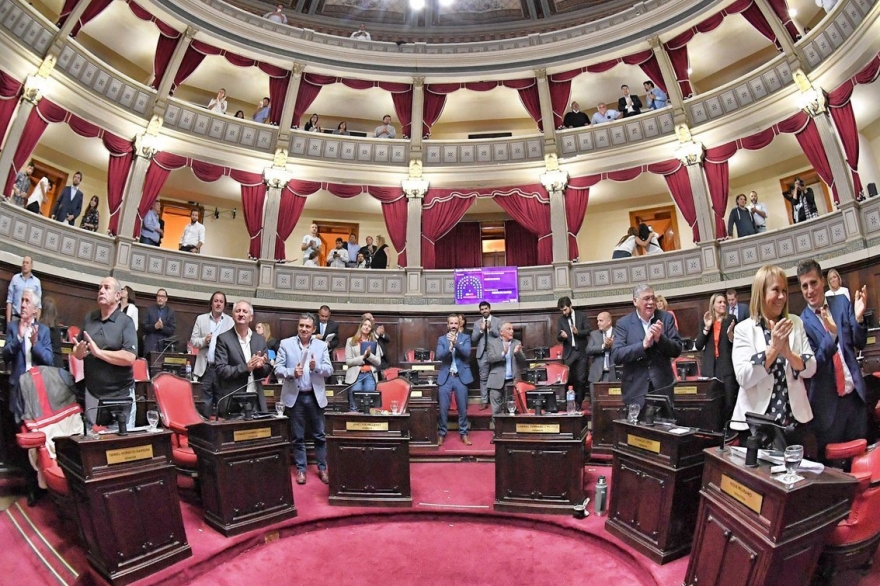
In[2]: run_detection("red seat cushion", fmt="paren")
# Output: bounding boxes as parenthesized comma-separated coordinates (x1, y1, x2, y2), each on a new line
(43, 463, 69, 495)
(173, 446, 198, 468)
(17, 431, 47, 449)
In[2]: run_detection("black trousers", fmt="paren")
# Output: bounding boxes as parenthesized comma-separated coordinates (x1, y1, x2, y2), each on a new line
(564, 349, 589, 406)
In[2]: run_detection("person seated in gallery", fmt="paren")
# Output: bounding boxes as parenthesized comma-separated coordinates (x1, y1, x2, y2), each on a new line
(591, 102, 622, 125)
(207, 89, 227, 114)
(304, 113, 322, 133)
(334, 121, 350, 135)
(303, 250, 319, 267)
(562, 101, 589, 128)
(263, 4, 288, 24)
(355, 252, 368, 269)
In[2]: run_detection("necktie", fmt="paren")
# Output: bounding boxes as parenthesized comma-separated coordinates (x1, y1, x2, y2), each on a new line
(450, 337, 458, 374)
(207, 317, 221, 363)
(603, 332, 610, 370)
(816, 308, 845, 396)
(570, 316, 577, 348)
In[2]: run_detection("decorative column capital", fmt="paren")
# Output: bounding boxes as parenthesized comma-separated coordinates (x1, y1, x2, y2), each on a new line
(413, 76, 425, 88)
(23, 55, 56, 105)
(534, 68, 547, 81)
(293, 62, 305, 77)
(673, 124, 705, 166)
(184, 26, 197, 39)
(402, 160, 429, 198)
(647, 35, 662, 49)
(134, 116, 164, 159)
(264, 149, 292, 188)
(794, 69, 827, 117)
(540, 154, 568, 193)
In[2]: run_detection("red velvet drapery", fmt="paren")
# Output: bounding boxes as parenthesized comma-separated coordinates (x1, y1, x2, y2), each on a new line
(367, 186, 408, 267)
(775, 112, 838, 204)
(127, 1, 181, 90)
(564, 174, 601, 259)
(134, 152, 187, 237)
(69, 0, 112, 37)
(504, 220, 538, 267)
(0, 70, 21, 151)
(274, 185, 308, 261)
(493, 187, 552, 265)
(422, 80, 543, 136)
(421, 191, 474, 269)
(648, 160, 700, 242)
(435, 222, 481, 269)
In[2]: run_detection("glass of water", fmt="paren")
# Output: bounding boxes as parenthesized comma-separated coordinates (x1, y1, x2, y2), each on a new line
(627, 403, 641, 424)
(146, 410, 160, 432)
(275, 402, 285, 417)
(782, 445, 804, 485)
(506, 397, 516, 415)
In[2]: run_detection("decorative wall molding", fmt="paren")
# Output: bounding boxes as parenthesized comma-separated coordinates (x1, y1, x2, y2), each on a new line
(164, 98, 277, 151)
(0, 0, 53, 56)
(800, 0, 876, 70)
(289, 131, 409, 166)
(558, 110, 676, 155)
(425, 135, 544, 166)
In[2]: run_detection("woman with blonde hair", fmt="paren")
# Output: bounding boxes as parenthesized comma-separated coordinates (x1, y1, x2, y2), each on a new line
(825, 268, 850, 301)
(695, 293, 737, 420)
(654, 295, 678, 329)
(255, 322, 279, 354)
(731, 265, 817, 456)
(370, 235, 389, 269)
(345, 317, 382, 410)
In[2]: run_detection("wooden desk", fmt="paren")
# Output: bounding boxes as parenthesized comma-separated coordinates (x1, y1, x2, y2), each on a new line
(493, 413, 588, 514)
(326, 412, 411, 507)
(591, 379, 724, 461)
(147, 352, 195, 378)
(55, 431, 191, 585)
(399, 360, 442, 374)
(408, 383, 439, 446)
(188, 417, 296, 536)
(684, 449, 857, 586)
(606, 420, 721, 564)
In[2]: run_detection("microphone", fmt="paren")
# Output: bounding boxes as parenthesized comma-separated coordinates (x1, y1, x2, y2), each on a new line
(214, 379, 259, 420)
(83, 396, 135, 436)
(719, 419, 748, 452)
(150, 337, 179, 371)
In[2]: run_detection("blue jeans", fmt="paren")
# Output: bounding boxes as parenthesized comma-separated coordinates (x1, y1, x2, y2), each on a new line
(289, 391, 326, 471)
(438, 375, 469, 437)
(348, 371, 377, 411)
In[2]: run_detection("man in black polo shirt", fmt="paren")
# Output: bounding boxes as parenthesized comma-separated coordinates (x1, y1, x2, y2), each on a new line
(72, 277, 138, 428)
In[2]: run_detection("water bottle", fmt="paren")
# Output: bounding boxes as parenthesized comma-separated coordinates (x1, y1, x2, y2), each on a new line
(185, 361, 192, 380)
(594, 475, 608, 516)
(566, 386, 576, 414)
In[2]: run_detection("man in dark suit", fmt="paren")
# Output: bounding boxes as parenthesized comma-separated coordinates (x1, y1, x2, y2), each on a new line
(586, 311, 616, 386)
(617, 85, 642, 118)
(485, 322, 527, 421)
(556, 296, 591, 408)
(726, 288, 750, 322)
(472, 300, 500, 410)
(611, 284, 682, 408)
(142, 288, 176, 354)
(213, 300, 272, 415)
(49, 171, 83, 225)
(797, 259, 868, 456)
(3, 288, 53, 423)
(436, 314, 473, 446)
(316, 304, 340, 352)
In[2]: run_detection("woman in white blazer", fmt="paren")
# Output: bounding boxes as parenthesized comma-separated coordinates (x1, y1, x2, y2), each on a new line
(731, 264, 817, 456)
(345, 317, 382, 410)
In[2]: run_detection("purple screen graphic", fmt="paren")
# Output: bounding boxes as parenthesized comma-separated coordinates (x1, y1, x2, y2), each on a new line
(454, 267, 519, 305)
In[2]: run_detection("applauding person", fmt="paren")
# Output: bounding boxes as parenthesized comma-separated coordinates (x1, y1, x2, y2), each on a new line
(695, 293, 737, 421)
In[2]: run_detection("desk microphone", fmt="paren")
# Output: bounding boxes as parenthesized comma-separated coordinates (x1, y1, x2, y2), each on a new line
(150, 337, 179, 371)
(83, 396, 135, 436)
(213, 380, 260, 420)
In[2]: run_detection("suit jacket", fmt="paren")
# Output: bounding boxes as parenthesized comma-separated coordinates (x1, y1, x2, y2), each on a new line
(317, 319, 340, 351)
(275, 336, 334, 409)
(485, 337, 527, 390)
(142, 304, 176, 354)
(344, 338, 382, 384)
(213, 328, 272, 412)
(51, 186, 83, 224)
(617, 95, 642, 117)
(189, 312, 234, 377)
(731, 316, 816, 431)
(800, 296, 867, 433)
(3, 321, 54, 421)
(586, 328, 615, 383)
(556, 310, 591, 361)
(730, 302, 750, 322)
(436, 332, 473, 386)
(471, 315, 501, 359)
(610, 309, 682, 406)
(694, 316, 736, 378)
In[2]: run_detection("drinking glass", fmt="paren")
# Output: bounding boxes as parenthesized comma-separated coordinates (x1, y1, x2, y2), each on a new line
(427, 377, 434, 386)
(782, 445, 804, 484)
(627, 403, 641, 424)
(275, 402, 285, 417)
(336, 375, 344, 385)
(390, 400, 400, 415)
(506, 397, 516, 415)
(146, 410, 160, 432)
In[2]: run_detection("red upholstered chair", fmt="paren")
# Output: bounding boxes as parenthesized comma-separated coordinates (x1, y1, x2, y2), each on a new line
(514, 381, 535, 414)
(405, 349, 435, 362)
(672, 356, 700, 380)
(816, 404, 880, 582)
(133, 357, 149, 382)
(66, 326, 84, 382)
(543, 363, 570, 385)
(377, 378, 412, 413)
(549, 344, 563, 360)
(152, 372, 201, 486)
(333, 347, 346, 362)
(15, 367, 84, 511)
(383, 367, 401, 380)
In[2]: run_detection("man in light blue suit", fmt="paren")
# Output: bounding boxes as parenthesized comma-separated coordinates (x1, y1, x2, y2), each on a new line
(797, 259, 868, 457)
(275, 312, 334, 485)
(437, 314, 473, 446)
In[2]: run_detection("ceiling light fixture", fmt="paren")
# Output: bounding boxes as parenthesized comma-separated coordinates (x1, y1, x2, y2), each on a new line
(410, 0, 425, 9)
(439, 0, 455, 6)
(789, 8, 797, 17)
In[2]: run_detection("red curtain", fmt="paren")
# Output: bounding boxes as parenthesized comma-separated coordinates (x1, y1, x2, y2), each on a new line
(664, 37, 693, 98)
(493, 188, 552, 265)
(775, 112, 838, 203)
(564, 174, 600, 260)
(828, 82, 861, 197)
(504, 220, 537, 267)
(704, 141, 739, 239)
(274, 185, 307, 261)
(134, 152, 187, 236)
(171, 43, 210, 93)
(548, 78, 571, 129)
(622, 50, 668, 94)
(368, 186, 408, 267)
(69, 0, 112, 37)
(126, 2, 181, 89)
(0, 70, 21, 149)
(56, 0, 80, 27)
(240, 181, 267, 260)
(102, 134, 134, 236)
(505, 80, 542, 130)
(292, 78, 323, 128)
(421, 191, 474, 269)
(647, 160, 701, 243)
(3, 107, 48, 198)
(389, 86, 413, 138)
(422, 85, 455, 137)
(766, 0, 799, 41)
(435, 222, 481, 269)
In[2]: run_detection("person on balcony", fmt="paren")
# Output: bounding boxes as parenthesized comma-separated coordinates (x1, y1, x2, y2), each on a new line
(253, 97, 271, 124)
(562, 101, 589, 128)
(263, 4, 288, 24)
(350, 23, 371, 40)
(643, 81, 667, 110)
(207, 89, 227, 114)
(11, 161, 34, 207)
(304, 113, 322, 133)
(617, 85, 642, 118)
(591, 103, 621, 125)
(374, 115, 396, 139)
(179, 209, 205, 253)
(327, 238, 349, 268)
(727, 193, 757, 238)
(49, 171, 83, 225)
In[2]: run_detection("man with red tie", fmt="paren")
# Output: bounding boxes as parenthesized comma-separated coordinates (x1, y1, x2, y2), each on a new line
(797, 259, 868, 458)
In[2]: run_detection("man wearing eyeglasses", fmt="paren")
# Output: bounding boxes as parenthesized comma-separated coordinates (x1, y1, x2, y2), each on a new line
(142, 289, 176, 354)
(611, 284, 682, 409)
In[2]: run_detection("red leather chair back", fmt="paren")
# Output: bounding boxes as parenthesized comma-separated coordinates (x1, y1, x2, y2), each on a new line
(405, 349, 435, 362)
(333, 347, 346, 362)
(133, 357, 150, 382)
(549, 344, 563, 360)
(383, 367, 401, 380)
(514, 381, 535, 414)
(377, 378, 412, 413)
(544, 363, 570, 385)
(152, 373, 202, 434)
(672, 356, 700, 380)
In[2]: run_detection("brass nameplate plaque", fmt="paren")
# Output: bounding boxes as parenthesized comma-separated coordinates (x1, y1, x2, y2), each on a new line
(164, 357, 187, 365)
(233, 427, 272, 442)
(61, 346, 72, 355)
(627, 434, 661, 453)
(412, 365, 435, 371)
(607, 387, 622, 395)
(264, 389, 274, 397)
(410, 390, 423, 398)
(346, 422, 389, 431)
(516, 423, 560, 434)
(326, 390, 335, 397)
(868, 336, 876, 345)
(675, 386, 698, 395)
(106, 445, 153, 465)
(720, 474, 764, 514)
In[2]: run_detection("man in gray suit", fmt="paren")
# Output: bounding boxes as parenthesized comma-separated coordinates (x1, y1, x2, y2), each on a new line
(190, 291, 234, 416)
(586, 311, 616, 412)
(471, 301, 500, 410)
(485, 322, 527, 422)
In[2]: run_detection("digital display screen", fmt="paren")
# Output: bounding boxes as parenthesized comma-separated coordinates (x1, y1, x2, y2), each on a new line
(454, 267, 519, 305)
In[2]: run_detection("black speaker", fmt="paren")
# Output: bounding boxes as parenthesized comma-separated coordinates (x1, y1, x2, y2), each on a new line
(868, 183, 878, 198)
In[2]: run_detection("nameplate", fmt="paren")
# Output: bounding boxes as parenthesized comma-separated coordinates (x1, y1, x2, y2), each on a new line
(868, 336, 876, 345)
(106, 445, 153, 465)
(412, 365, 435, 371)
(264, 389, 274, 397)
(516, 423, 560, 434)
(607, 387, 621, 395)
(326, 390, 335, 397)
(720, 474, 763, 514)
(61, 346, 72, 355)
(164, 357, 188, 365)
(346, 422, 388, 431)
(233, 428, 271, 442)
(410, 390, 423, 398)
(627, 434, 661, 453)
(675, 386, 698, 395)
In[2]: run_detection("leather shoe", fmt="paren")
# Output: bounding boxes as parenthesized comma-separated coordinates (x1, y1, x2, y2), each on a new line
(295, 470, 306, 485)
(480, 403, 489, 410)
(318, 470, 329, 484)
(462, 435, 473, 446)
(438, 434, 445, 446)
